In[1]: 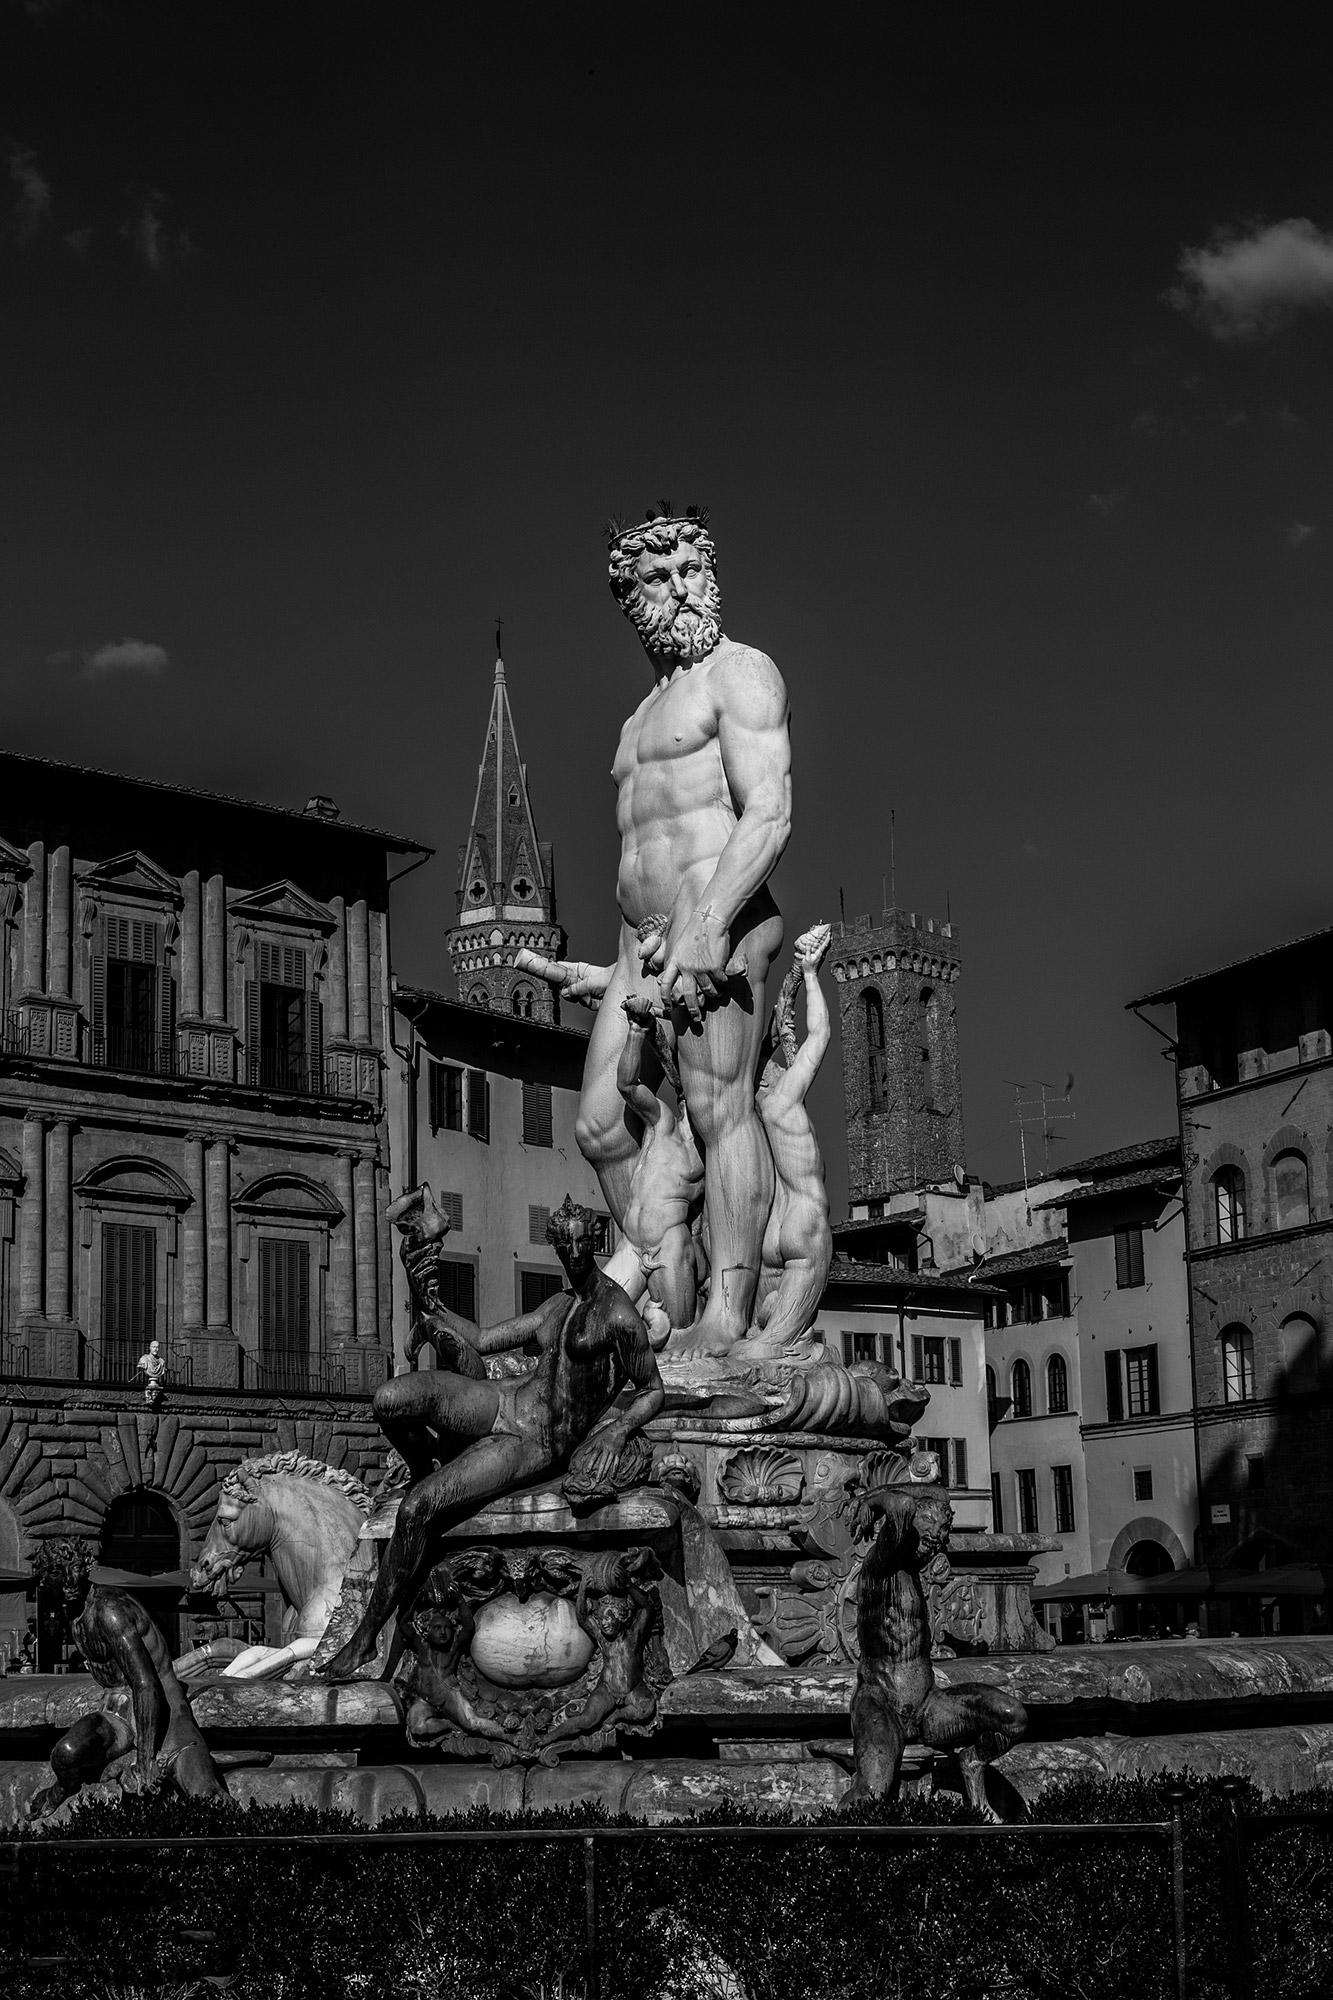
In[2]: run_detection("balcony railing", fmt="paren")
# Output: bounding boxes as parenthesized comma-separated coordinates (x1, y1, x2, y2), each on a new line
(0, 1337, 29, 1380)
(239, 1048, 353, 1099)
(0, 1010, 29, 1057)
(247, 1351, 347, 1397)
(82, 1340, 193, 1390)
(87, 1031, 180, 1079)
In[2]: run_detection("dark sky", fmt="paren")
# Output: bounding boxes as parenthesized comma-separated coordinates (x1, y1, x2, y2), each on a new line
(5, 5, 1333, 1215)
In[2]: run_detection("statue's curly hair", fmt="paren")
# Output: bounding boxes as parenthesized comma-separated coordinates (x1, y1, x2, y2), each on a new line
(605, 507, 716, 604)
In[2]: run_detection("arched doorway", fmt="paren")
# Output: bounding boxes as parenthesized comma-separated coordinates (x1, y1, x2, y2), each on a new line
(1119, 1538, 1174, 1638)
(100, 1490, 181, 1651)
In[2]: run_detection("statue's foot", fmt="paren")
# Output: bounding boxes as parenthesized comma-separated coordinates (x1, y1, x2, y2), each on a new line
(666, 1320, 741, 1360)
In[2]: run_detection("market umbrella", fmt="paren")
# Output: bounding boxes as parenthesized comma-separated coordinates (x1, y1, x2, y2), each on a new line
(1212, 1565, 1328, 1597)
(1031, 1570, 1110, 1603)
(89, 1567, 193, 1590)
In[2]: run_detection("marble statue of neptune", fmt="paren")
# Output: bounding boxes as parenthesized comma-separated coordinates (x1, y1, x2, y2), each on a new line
(573, 509, 793, 1354)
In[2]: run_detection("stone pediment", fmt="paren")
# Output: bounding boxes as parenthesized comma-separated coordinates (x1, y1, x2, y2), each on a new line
(79, 850, 181, 904)
(0, 1145, 22, 1189)
(228, 880, 336, 931)
(233, 1171, 344, 1222)
(0, 837, 32, 878)
(74, 1155, 192, 1208)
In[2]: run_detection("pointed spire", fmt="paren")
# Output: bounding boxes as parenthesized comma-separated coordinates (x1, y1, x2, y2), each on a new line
(446, 640, 566, 1020)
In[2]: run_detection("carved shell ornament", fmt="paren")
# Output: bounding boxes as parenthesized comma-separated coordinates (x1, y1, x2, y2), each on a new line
(716, 1446, 805, 1506)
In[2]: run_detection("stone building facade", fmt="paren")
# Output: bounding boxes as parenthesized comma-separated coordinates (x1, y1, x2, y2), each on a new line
(0, 750, 427, 1629)
(388, 984, 607, 1362)
(447, 655, 565, 1021)
(830, 907, 965, 1203)
(1134, 929, 1333, 1592)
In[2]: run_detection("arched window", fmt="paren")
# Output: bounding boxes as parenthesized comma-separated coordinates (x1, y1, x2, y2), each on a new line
(1046, 1352, 1069, 1414)
(466, 986, 491, 1011)
(1221, 1324, 1255, 1404)
(1011, 1358, 1032, 1418)
(1279, 1312, 1320, 1394)
(510, 985, 535, 1020)
(1123, 1539, 1173, 1579)
(1272, 1150, 1311, 1231)
(863, 989, 886, 1112)
(918, 987, 934, 1108)
(1214, 1166, 1247, 1244)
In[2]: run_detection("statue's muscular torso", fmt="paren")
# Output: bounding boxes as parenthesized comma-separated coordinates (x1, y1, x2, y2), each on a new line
(612, 641, 776, 934)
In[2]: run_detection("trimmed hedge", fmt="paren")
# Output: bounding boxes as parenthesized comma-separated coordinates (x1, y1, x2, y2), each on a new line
(1, 1776, 1329, 1999)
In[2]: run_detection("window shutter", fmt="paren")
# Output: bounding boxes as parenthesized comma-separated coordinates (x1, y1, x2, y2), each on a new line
(952, 1439, 968, 1489)
(991, 1473, 1003, 1534)
(529, 1204, 550, 1245)
(1114, 1230, 1129, 1288)
(842, 1330, 856, 1366)
(90, 948, 107, 1057)
(157, 946, 175, 1056)
(296, 1241, 311, 1347)
(1146, 1343, 1160, 1415)
(244, 979, 260, 1058)
(1105, 1349, 1123, 1423)
(446, 1066, 462, 1130)
(440, 1190, 463, 1230)
(428, 1063, 443, 1134)
(467, 1070, 489, 1141)
(305, 989, 323, 1089)
(948, 1337, 963, 1386)
(911, 1334, 924, 1379)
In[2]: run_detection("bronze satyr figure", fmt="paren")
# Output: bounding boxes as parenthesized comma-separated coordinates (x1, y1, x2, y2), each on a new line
(848, 1485, 1026, 1818)
(320, 1195, 665, 1681)
(28, 1577, 227, 1819)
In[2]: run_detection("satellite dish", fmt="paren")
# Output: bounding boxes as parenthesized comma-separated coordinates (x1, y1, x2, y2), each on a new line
(970, 1231, 987, 1259)
(952, 1162, 967, 1189)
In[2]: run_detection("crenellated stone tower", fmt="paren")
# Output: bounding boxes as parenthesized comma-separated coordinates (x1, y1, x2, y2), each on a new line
(830, 906, 965, 1203)
(447, 653, 565, 1022)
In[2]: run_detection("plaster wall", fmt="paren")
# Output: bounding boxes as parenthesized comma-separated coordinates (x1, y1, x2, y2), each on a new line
(816, 1300, 992, 1529)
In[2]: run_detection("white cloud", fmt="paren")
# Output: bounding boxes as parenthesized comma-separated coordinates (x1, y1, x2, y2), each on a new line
(49, 638, 170, 680)
(1168, 218, 1333, 341)
(1286, 521, 1318, 549)
(121, 189, 195, 271)
(7, 144, 52, 242)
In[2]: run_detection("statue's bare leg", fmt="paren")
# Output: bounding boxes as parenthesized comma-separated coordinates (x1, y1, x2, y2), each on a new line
(674, 910, 780, 1351)
(847, 1680, 907, 1802)
(575, 945, 645, 1229)
(323, 1380, 547, 1681)
(372, 1370, 494, 1481)
(648, 1223, 700, 1329)
(920, 1685, 1027, 1820)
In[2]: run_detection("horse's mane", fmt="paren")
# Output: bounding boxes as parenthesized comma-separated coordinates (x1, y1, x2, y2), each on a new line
(222, 1449, 373, 1515)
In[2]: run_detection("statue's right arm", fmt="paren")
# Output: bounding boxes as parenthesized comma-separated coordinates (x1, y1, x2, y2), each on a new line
(616, 1019, 662, 1128)
(470, 1290, 566, 1356)
(785, 960, 832, 1097)
(106, 1606, 165, 1787)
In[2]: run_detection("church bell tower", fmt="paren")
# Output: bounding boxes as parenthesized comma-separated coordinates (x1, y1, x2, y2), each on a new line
(447, 651, 565, 1022)
(830, 905, 966, 1203)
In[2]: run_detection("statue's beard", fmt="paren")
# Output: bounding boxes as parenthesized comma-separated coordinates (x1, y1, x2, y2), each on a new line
(626, 577, 723, 662)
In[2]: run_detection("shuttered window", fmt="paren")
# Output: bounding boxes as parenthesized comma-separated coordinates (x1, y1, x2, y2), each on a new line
(1125, 1343, 1160, 1417)
(529, 1205, 551, 1245)
(948, 1337, 963, 1386)
(258, 1238, 310, 1364)
(1105, 1349, 1124, 1423)
(101, 1223, 156, 1379)
(466, 1070, 490, 1141)
(522, 1080, 553, 1147)
(951, 1439, 968, 1489)
(520, 1269, 564, 1314)
(249, 940, 320, 1092)
(436, 1258, 476, 1321)
(438, 1190, 463, 1231)
(429, 1063, 463, 1133)
(93, 916, 173, 1073)
(1114, 1226, 1145, 1289)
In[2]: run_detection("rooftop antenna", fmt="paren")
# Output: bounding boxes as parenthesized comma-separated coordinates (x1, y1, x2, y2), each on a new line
(1006, 1081, 1033, 1215)
(495, 616, 504, 660)
(1035, 1076, 1076, 1170)
(1009, 1076, 1077, 1218)
(839, 884, 846, 924)
(889, 809, 896, 907)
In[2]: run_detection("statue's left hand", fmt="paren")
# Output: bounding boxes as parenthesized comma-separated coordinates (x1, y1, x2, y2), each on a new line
(659, 910, 747, 1023)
